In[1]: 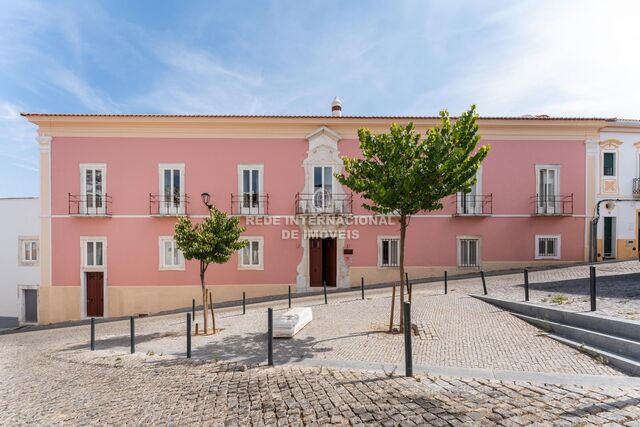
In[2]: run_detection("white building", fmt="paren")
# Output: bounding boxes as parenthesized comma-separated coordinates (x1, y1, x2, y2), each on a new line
(590, 121, 640, 261)
(0, 198, 40, 328)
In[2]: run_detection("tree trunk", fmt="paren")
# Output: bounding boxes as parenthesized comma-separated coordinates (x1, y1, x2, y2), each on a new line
(200, 261, 208, 334)
(399, 215, 407, 332)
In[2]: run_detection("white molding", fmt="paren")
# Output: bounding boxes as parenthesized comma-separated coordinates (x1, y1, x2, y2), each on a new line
(80, 236, 107, 269)
(534, 234, 561, 260)
(238, 236, 264, 270)
(79, 163, 107, 215)
(158, 163, 185, 215)
(158, 236, 185, 271)
(377, 235, 400, 268)
(16, 284, 39, 324)
(237, 164, 265, 215)
(456, 236, 481, 268)
(17, 236, 39, 266)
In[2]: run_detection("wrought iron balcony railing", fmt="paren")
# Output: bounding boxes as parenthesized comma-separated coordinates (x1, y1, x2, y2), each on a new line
(295, 192, 353, 215)
(533, 193, 573, 216)
(633, 178, 640, 196)
(231, 193, 269, 215)
(68, 193, 112, 216)
(454, 194, 493, 216)
(149, 193, 189, 216)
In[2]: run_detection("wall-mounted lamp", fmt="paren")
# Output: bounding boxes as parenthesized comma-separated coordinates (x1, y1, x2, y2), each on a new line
(201, 192, 213, 210)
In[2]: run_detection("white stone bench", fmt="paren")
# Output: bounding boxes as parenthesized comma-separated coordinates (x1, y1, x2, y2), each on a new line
(273, 307, 313, 338)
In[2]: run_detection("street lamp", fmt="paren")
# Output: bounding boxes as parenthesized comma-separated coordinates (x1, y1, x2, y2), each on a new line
(200, 192, 213, 210)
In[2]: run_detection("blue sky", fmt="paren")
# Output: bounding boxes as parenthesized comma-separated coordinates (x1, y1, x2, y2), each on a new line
(1, 0, 639, 197)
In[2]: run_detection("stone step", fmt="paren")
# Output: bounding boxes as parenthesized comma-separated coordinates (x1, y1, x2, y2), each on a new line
(512, 313, 640, 361)
(545, 334, 640, 376)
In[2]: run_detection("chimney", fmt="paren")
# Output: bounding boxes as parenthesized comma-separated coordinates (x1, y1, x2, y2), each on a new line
(331, 96, 342, 117)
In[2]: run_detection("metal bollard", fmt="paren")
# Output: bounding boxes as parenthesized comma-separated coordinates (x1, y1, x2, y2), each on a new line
(130, 316, 135, 354)
(242, 291, 246, 315)
(403, 302, 413, 377)
(267, 308, 273, 366)
(361, 277, 365, 300)
(186, 313, 192, 359)
(323, 281, 328, 304)
(444, 271, 448, 295)
(288, 286, 291, 309)
(590, 266, 596, 312)
(90, 317, 95, 351)
(481, 271, 487, 295)
(524, 269, 529, 302)
(192, 298, 195, 319)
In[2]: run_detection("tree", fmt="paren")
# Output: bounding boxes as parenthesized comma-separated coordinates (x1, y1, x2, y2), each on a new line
(336, 105, 490, 330)
(174, 207, 247, 334)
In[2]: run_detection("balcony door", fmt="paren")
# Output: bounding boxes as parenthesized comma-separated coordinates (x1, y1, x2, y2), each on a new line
(160, 165, 184, 215)
(537, 166, 559, 214)
(239, 166, 263, 214)
(81, 165, 106, 215)
(313, 166, 333, 212)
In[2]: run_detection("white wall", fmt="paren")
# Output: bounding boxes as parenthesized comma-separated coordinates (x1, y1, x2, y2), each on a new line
(0, 198, 39, 326)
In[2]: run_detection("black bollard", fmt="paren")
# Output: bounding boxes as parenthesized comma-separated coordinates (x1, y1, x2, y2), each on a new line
(323, 281, 328, 304)
(192, 298, 195, 319)
(481, 271, 487, 295)
(361, 277, 365, 300)
(90, 317, 95, 351)
(130, 316, 135, 354)
(186, 313, 192, 359)
(444, 271, 448, 295)
(403, 302, 413, 377)
(590, 266, 596, 312)
(242, 291, 246, 315)
(524, 269, 529, 302)
(267, 308, 273, 366)
(288, 286, 291, 309)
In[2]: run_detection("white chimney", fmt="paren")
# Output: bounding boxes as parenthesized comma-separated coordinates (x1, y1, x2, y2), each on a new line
(331, 96, 342, 117)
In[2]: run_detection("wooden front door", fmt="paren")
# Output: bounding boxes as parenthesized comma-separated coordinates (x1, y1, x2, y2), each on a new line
(86, 272, 104, 317)
(322, 238, 337, 287)
(309, 238, 323, 287)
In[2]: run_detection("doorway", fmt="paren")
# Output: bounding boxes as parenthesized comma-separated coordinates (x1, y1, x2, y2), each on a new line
(603, 217, 616, 259)
(85, 272, 104, 317)
(309, 238, 337, 287)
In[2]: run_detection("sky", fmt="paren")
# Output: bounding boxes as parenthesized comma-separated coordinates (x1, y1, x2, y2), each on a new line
(1, 0, 640, 197)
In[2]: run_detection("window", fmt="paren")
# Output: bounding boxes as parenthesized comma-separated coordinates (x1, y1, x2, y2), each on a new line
(313, 166, 333, 209)
(536, 165, 560, 214)
(82, 238, 106, 268)
(603, 152, 616, 177)
(239, 237, 263, 270)
(379, 238, 399, 267)
(80, 164, 106, 214)
(458, 238, 480, 268)
(159, 237, 185, 270)
(535, 235, 560, 260)
(159, 164, 185, 214)
(238, 165, 264, 214)
(18, 237, 39, 266)
(457, 168, 482, 214)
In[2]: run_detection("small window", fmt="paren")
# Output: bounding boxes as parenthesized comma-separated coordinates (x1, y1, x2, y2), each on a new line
(603, 152, 615, 177)
(535, 235, 560, 259)
(239, 237, 263, 270)
(458, 238, 480, 268)
(18, 238, 39, 266)
(82, 238, 106, 268)
(159, 237, 185, 270)
(380, 238, 399, 267)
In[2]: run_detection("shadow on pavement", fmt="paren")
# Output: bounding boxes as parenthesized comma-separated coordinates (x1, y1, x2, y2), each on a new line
(60, 332, 180, 351)
(515, 272, 640, 299)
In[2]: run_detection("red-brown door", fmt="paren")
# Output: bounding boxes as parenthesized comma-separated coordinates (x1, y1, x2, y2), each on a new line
(323, 238, 337, 287)
(309, 238, 323, 287)
(86, 272, 104, 317)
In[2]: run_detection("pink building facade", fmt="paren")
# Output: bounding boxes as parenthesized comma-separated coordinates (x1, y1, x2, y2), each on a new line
(25, 106, 607, 324)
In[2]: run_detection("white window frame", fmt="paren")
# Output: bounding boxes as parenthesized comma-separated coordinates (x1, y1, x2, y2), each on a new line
(237, 164, 264, 215)
(17, 284, 39, 324)
(238, 236, 264, 270)
(601, 150, 617, 178)
(535, 164, 561, 214)
(312, 165, 335, 212)
(378, 236, 400, 268)
(158, 163, 185, 215)
(457, 236, 481, 268)
(79, 163, 107, 215)
(80, 237, 107, 270)
(457, 167, 483, 214)
(18, 236, 39, 266)
(534, 234, 561, 260)
(158, 236, 185, 271)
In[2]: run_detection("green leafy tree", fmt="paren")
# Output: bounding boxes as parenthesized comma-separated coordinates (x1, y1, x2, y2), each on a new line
(174, 207, 247, 333)
(336, 105, 490, 330)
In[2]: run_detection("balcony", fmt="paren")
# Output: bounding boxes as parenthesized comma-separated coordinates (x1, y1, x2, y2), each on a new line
(68, 193, 112, 216)
(295, 192, 353, 215)
(454, 194, 493, 216)
(533, 193, 573, 216)
(231, 193, 269, 215)
(149, 193, 189, 216)
(633, 178, 640, 197)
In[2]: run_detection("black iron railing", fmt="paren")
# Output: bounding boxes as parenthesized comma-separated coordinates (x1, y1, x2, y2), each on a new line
(633, 178, 640, 196)
(231, 193, 269, 215)
(295, 192, 353, 214)
(533, 193, 573, 215)
(454, 194, 493, 215)
(149, 193, 189, 216)
(69, 193, 112, 216)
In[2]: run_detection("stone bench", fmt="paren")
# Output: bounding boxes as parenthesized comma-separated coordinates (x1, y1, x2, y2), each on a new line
(273, 307, 313, 338)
